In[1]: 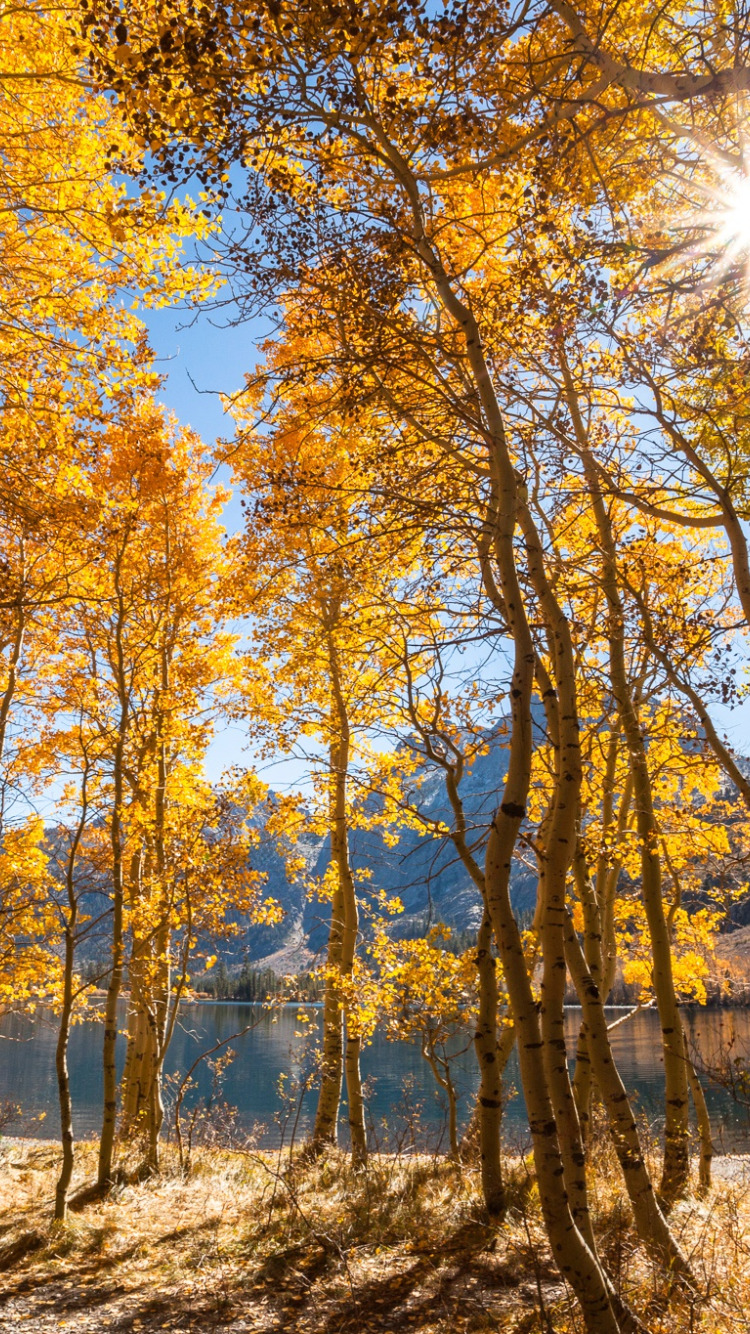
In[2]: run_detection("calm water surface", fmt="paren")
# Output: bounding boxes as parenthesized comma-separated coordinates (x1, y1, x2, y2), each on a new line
(2, 1003, 750, 1152)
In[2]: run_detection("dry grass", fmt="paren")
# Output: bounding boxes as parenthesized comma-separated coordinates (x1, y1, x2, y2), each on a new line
(0, 1137, 749, 1333)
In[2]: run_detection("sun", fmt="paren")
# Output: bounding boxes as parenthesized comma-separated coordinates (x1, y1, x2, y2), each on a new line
(688, 159, 750, 288)
(709, 172, 750, 260)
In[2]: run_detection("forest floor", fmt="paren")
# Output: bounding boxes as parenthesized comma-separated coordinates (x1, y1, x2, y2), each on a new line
(0, 1138, 749, 1334)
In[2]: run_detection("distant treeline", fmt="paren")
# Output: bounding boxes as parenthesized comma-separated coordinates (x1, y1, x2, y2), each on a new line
(192, 960, 324, 1002)
(190, 926, 485, 1001)
(197, 962, 750, 1007)
(82, 945, 750, 1007)
(80, 957, 324, 1002)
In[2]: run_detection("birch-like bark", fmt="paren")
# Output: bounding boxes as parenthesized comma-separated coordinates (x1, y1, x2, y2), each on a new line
(572, 770, 633, 1137)
(571, 727, 619, 1136)
(470, 425, 618, 1331)
(448, 367, 617, 1329)
(682, 1021, 713, 1195)
(473, 908, 507, 1214)
(518, 503, 597, 1253)
(571, 842, 602, 1140)
(404, 681, 508, 1217)
(311, 622, 366, 1164)
(308, 121, 630, 1331)
(328, 636, 367, 1166)
(98, 545, 131, 1191)
(565, 914, 692, 1278)
(559, 352, 690, 1204)
(54, 759, 89, 1221)
(120, 844, 151, 1140)
(118, 637, 174, 1170)
(311, 874, 345, 1149)
(146, 654, 171, 1171)
(97, 776, 126, 1187)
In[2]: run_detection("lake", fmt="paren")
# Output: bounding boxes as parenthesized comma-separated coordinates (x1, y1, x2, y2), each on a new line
(2, 1002, 750, 1153)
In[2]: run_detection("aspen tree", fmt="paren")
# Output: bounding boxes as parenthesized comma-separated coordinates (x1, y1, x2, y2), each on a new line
(230, 385, 434, 1162)
(43, 402, 253, 1182)
(514, 365, 732, 1205)
(0, 0, 214, 1048)
(84, 3, 750, 1323)
(399, 639, 513, 1216)
(101, 424, 251, 1173)
(52, 745, 94, 1221)
(557, 350, 712, 1202)
(312, 605, 368, 1165)
(358, 921, 477, 1158)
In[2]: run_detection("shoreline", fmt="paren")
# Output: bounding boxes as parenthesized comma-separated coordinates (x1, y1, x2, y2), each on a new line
(3, 1133, 750, 1164)
(55, 995, 750, 1010)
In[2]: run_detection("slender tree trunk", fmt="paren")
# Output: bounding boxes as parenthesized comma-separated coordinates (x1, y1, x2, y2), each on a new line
(601, 563, 690, 1206)
(54, 927, 76, 1222)
(477, 484, 620, 1332)
(120, 647, 173, 1174)
(328, 639, 367, 1166)
(572, 797, 632, 1142)
(572, 1025, 594, 1144)
(311, 879, 345, 1150)
(565, 914, 692, 1278)
(146, 672, 171, 1171)
(122, 944, 169, 1167)
(120, 1005, 138, 1128)
(54, 764, 88, 1222)
(682, 1021, 712, 1195)
(571, 841, 604, 1141)
(121, 967, 150, 1136)
(98, 557, 130, 1191)
(474, 909, 507, 1215)
(361, 152, 626, 1327)
(501, 493, 641, 1325)
(98, 828, 125, 1188)
(486, 824, 623, 1334)
(147, 944, 170, 1171)
(519, 505, 601, 1253)
(344, 1026, 366, 1165)
(600, 776, 633, 1002)
(340, 874, 366, 1166)
(119, 845, 145, 1139)
(310, 622, 367, 1164)
(445, 1069, 458, 1160)
(560, 353, 691, 1205)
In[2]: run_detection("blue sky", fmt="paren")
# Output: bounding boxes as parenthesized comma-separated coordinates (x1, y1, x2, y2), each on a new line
(141, 300, 750, 797)
(143, 302, 256, 529)
(141, 302, 311, 792)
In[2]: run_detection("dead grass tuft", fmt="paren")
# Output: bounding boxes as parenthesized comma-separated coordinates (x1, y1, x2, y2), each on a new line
(0, 1138, 749, 1332)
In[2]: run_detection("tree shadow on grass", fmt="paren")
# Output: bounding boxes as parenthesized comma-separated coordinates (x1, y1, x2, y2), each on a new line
(248, 1237, 333, 1293)
(314, 1244, 529, 1334)
(0, 1202, 559, 1334)
(0, 1216, 221, 1319)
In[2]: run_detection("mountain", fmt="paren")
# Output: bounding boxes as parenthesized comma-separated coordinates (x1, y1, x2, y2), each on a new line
(224, 722, 540, 971)
(50, 704, 750, 976)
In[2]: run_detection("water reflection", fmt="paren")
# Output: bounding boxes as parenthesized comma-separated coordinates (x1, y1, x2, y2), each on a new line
(1, 1003, 749, 1153)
